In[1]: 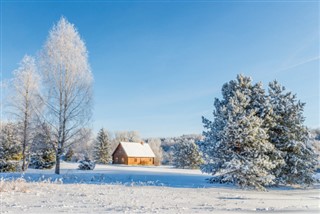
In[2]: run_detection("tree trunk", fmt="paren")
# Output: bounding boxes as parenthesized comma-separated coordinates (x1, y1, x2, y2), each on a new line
(55, 148, 61, 174)
(22, 144, 26, 171)
(22, 93, 29, 171)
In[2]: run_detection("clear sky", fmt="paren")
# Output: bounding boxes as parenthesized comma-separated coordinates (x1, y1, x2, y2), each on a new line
(1, 1, 319, 137)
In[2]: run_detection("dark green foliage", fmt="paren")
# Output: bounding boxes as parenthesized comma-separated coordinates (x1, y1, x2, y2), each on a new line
(0, 123, 22, 172)
(78, 157, 95, 170)
(0, 160, 21, 172)
(64, 147, 74, 161)
(29, 148, 55, 169)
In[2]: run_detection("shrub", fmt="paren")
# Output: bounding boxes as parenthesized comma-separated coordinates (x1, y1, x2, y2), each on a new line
(0, 160, 21, 172)
(78, 158, 95, 170)
(29, 148, 55, 169)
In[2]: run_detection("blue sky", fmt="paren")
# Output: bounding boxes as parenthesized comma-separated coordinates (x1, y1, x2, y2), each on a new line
(1, 1, 319, 137)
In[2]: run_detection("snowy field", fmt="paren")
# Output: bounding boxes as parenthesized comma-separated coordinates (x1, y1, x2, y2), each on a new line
(0, 162, 319, 213)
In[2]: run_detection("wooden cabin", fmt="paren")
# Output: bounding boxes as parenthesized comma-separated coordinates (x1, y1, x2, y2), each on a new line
(112, 142, 155, 165)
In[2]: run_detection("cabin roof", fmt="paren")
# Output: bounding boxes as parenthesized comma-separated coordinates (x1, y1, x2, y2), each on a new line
(113, 142, 155, 158)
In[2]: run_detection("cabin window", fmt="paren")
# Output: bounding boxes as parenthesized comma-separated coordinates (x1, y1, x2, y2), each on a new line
(134, 158, 137, 162)
(115, 157, 118, 163)
(121, 158, 124, 163)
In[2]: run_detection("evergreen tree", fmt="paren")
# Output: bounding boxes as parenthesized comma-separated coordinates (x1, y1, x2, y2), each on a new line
(173, 140, 203, 169)
(0, 123, 22, 172)
(64, 147, 74, 161)
(29, 123, 56, 169)
(78, 156, 95, 170)
(94, 128, 111, 164)
(29, 148, 55, 169)
(201, 75, 282, 190)
(268, 81, 317, 185)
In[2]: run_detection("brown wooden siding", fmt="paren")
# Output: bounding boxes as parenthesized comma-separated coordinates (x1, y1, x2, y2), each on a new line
(112, 144, 127, 164)
(127, 157, 154, 165)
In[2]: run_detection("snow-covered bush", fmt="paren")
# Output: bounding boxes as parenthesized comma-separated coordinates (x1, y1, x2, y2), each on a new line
(29, 148, 55, 169)
(78, 158, 95, 170)
(0, 160, 21, 172)
(173, 140, 203, 169)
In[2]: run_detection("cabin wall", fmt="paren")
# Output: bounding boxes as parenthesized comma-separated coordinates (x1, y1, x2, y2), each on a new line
(127, 157, 154, 165)
(112, 145, 128, 164)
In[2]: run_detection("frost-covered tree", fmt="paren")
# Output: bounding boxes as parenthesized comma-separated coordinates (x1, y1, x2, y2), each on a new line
(268, 81, 317, 185)
(94, 128, 112, 164)
(201, 75, 282, 190)
(160, 134, 203, 165)
(0, 122, 22, 172)
(70, 128, 94, 161)
(10, 55, 40, 171)
(39, 17, 93, 174)
(114, 131, 141, 143)
(173, 139, 202, 169)
(147, 138, 163, 166)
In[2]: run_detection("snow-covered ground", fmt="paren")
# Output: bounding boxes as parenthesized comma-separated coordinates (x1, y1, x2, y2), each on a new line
(1, 162, 319, 213)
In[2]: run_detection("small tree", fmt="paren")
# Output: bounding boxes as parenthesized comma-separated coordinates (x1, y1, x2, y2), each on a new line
(64, 147, 74, 161)
(29, 148, 55, 169)
(0, 122, 22, 172)
(78, 156, 95, 170)
(29, 123, 55, 169)
(173, 140, 202, 169)
(94, 128, 111, 164)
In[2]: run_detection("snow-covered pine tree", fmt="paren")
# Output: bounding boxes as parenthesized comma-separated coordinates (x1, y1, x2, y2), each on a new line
(94, 128, 111, 164)
(78, 156, 95, 170)
(268, 80, 317, 185)
(29, 123, 55, 169)
(201, 75, 281, 190)
(0, 122, 22, 172)
(64, 147, 74, 161)
(173, 139, 203, 169)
